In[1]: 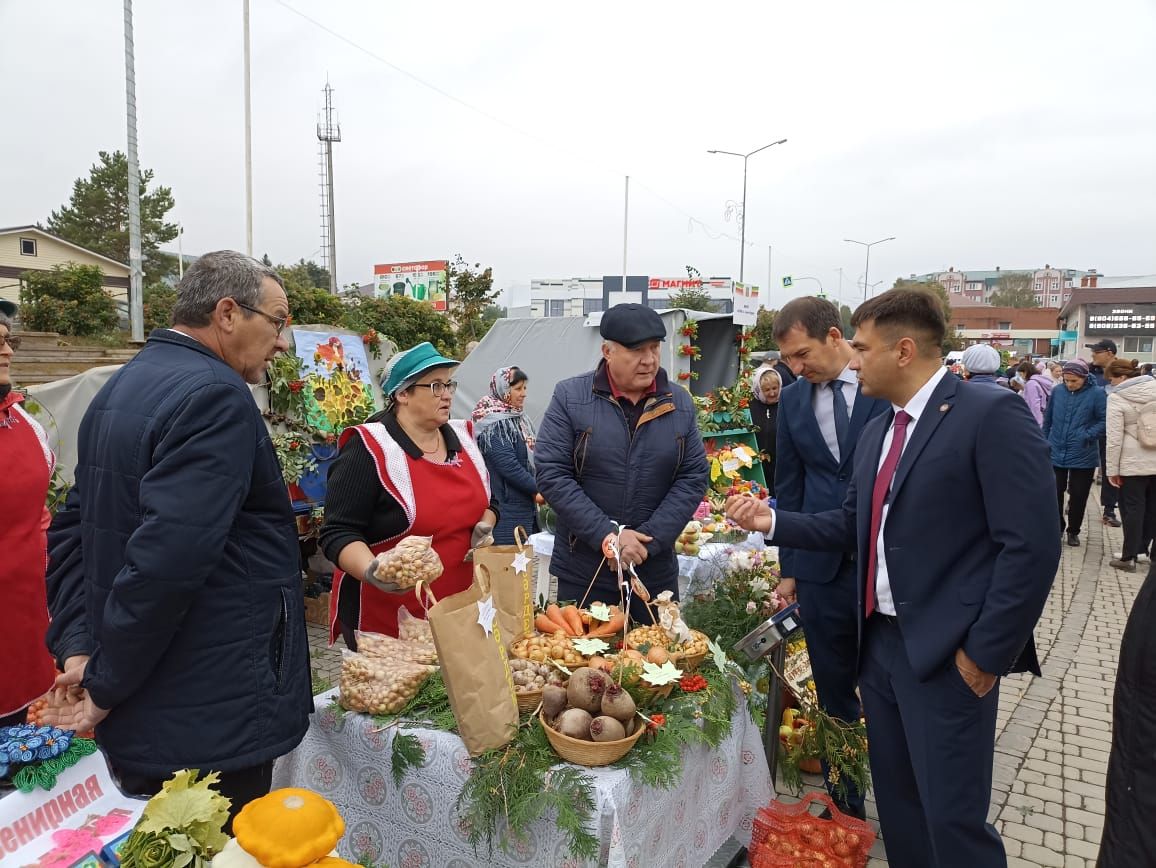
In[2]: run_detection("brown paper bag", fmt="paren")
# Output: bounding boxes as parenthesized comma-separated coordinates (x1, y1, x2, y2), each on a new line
(472, 526, 536, 644)
(422, 577, 520, 756)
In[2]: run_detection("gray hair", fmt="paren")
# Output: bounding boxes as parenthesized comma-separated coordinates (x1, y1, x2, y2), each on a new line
(172, 250, 284, 328)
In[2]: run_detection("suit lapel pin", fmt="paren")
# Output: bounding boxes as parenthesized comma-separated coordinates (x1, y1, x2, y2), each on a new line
(939, 403, 951, 413)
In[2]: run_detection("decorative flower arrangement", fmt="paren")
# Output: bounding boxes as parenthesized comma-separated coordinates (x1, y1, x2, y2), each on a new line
(271, 433, 319, 485)
(677, 319, 702, 373)
(361, 328, 382, 359)
(0, 724, 97, 792)
(119, 769, 231, 867)
(694, 382, 754, 433)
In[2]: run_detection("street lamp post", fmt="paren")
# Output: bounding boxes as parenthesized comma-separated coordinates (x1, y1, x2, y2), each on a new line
(844, 236, 895, 299)
(708, 139, 787, 283)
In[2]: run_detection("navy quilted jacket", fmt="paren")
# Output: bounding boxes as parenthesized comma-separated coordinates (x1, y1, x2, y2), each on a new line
(47, 331, 311, 776)
(534, 363, 708, 597)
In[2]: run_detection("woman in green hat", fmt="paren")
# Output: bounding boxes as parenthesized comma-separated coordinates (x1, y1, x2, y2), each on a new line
(319, 342, 498, 645)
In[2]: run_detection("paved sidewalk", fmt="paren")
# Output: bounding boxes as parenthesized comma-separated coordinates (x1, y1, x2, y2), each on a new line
(305, 511, 1139, 867)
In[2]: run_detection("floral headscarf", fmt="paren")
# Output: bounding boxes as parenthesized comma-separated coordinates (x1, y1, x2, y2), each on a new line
(750, 363, 782, 403)
(471, 366, 537, 456)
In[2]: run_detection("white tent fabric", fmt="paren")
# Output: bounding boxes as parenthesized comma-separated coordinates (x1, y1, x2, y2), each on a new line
(451, 309, 737, 427)
(25, 365, 120, 484)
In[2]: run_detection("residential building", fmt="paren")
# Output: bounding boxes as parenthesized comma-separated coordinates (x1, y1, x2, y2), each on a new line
(913, 265, 1095, 307)
(0, 226, 130, 314)
(528, 275, 736, 318)
(950, 305, 1063, 357)
(1058, 281, 1156, 363)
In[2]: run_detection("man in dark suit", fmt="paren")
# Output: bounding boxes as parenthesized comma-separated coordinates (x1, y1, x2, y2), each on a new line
(771, 296, 889, 818)
(728, 289, 1058, 868)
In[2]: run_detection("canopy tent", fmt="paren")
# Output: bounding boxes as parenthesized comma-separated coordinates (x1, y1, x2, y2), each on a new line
(451, 309, 742, 427)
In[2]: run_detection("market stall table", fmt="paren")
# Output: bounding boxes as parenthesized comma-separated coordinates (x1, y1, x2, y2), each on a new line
(273, 691, 772, 868)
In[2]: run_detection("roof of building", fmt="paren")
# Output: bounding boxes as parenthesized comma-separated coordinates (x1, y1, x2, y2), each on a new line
(0, 225, 129, 272)
(914, 267, 1090, 283)
(1092, 275, 1156, 289)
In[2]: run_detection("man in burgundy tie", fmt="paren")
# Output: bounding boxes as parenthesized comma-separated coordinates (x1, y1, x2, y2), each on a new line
(728, 289, 1058, 868)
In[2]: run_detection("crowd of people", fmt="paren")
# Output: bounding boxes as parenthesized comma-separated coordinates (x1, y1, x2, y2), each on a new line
(4, 253, 1155, 865)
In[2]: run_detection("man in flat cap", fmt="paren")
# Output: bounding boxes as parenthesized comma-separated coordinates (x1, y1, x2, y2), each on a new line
(535, 303, 708, 617)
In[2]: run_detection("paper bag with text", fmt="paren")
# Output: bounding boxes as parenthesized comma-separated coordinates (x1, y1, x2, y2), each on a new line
(423, 578, 519, 756)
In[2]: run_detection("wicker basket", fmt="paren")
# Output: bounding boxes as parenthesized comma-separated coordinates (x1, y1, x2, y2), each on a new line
(539, 712, 644, 766)
(671, 630, 710, 671)
(517, 688, 544, 714)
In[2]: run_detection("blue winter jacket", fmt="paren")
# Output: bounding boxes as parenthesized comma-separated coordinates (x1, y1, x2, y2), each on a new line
(46, 331, 312, 776)
(1042, 379, 1106, 469)
(535, 363, 708, 601)
(478, 431, 539, 544)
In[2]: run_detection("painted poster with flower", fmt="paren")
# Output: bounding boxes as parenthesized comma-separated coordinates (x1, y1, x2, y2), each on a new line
(0, 748, 143, 866)
(291, 330, 378, 434)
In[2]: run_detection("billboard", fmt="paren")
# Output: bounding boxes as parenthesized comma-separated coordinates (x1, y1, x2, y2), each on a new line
(374, 260, 448, 311)
(1086, 303, 1156, 336)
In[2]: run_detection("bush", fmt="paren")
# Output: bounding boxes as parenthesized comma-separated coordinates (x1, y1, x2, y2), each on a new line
(286, 283, 346, 326)
(19, 264, 119, 336)
(143, 283, 177, 333)
(340, 296, 457, 357)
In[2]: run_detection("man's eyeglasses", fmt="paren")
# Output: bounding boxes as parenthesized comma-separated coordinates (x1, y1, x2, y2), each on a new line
(233, 300, 288, 335)
(412, 380, 458, 397)
(0, 334, 21, 350)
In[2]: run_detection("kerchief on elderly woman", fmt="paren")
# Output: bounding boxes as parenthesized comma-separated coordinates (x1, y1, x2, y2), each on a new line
(472, 366, 537, 456)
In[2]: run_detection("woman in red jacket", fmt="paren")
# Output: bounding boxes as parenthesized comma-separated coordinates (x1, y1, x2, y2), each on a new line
(0, 303, 58, 726)
(320, 342, 498, 647)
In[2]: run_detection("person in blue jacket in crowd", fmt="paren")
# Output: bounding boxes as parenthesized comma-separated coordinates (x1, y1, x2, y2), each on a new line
(473, 366, 541, 544)
(42, 251, 312, 829)
(1043, 358, 1107, 547)
(535, 304, 708, 620)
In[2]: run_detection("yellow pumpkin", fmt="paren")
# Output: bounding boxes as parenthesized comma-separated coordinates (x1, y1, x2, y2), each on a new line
(311, 859, 358, 867)
(232, 788, 345, 868)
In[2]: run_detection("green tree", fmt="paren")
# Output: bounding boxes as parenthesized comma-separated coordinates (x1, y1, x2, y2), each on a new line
(286, 284, 345, 325)
(839, 303, 855, 339)
(890, 278, 961, 353)
(989, 272, 1039, 308)
(341, 295, 457, 357)
(447, 255, 499, 349)
(19, 264, 119, 336)
(143, 283, 177, 332)
(46, 150, 178, 280)
(667, 286, 718, 312)
(749, 307, 779, 351)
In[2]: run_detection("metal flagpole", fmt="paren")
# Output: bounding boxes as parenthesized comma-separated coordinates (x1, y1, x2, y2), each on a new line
(622, 176, 629, 296)
(243, 0, 253, 256)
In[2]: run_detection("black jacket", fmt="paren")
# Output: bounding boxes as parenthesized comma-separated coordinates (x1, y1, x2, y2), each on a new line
(46, 331, 311, 776)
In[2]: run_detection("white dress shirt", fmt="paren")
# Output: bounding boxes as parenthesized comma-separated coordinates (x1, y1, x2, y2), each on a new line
(872, 366, 949, 615)
(812, 363, 859, 463)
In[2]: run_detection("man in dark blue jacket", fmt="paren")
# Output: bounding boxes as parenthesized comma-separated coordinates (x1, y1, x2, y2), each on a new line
(535, 304, 708, 618)
(772, 296, 889, 819)
(728, 289, 1058, 868)
(43, 251, 312, 825)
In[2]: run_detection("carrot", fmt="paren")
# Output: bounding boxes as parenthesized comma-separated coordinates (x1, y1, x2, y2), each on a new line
(560, 604, 584, 637)
(536, 613, 565, 635)
(545, 603, 569, 633)
(587, 607, 626, 638)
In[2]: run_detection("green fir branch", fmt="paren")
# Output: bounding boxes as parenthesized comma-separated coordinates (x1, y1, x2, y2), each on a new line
(389, 731, 425, 787)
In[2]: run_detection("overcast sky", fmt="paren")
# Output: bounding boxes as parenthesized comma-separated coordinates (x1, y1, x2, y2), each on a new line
(3, 0, 1155, 309)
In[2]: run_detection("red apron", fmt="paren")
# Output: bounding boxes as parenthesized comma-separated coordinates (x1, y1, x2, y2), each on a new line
(0, 394, 58, 717)
(329, 421, 490, 640)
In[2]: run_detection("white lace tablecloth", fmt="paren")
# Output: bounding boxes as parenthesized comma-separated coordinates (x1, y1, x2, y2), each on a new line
(275, 691, 772, 868)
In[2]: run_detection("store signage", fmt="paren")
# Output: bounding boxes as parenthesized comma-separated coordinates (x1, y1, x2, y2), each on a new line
(1086, 303, 1156, 336)
(373, 260, 449, 311)
(648, 278, 702, 290)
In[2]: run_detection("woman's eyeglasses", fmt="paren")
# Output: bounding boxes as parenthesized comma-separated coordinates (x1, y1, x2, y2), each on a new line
(412, 380, 458, 397)
(0, 334, 21, 350)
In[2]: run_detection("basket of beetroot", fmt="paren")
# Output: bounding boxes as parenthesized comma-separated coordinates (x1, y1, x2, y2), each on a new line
(539, 666, 644, 766)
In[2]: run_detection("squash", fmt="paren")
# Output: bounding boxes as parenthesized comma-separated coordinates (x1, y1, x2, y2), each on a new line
(210, 838, 264, 868)
(312, 859, 359, 867)
(232, 788, 345, 868)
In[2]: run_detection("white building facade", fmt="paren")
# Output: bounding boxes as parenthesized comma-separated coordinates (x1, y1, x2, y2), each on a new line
(528, 276, 736, 318)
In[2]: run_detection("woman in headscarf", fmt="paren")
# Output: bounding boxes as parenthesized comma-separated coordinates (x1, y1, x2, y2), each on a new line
(748, 362, 782, 496)
(473, 366, 540, 544)
(319, 342, 498, 645)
